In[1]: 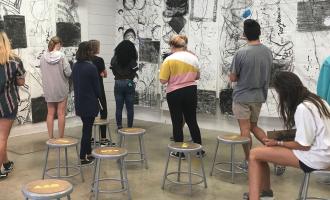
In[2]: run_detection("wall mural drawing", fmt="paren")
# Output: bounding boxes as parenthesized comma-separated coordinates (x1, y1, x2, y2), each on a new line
(119, 0, 330, 117)
(0, 0, 83, 124)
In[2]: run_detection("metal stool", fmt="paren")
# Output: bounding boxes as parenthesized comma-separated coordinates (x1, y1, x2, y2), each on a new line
(22, 179, 73, 200)
(92, 147, 131, 200)
(210, 134, 250, 183)
(161, 142, 207, 195)
(42, 137, 84, 182)
(297, 168, 330, 200)
(118, 128, 148, 169)
(93, 117, 113, 147)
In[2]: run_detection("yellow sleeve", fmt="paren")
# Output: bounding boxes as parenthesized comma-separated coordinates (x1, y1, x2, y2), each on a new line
(159, 60, 170, 81)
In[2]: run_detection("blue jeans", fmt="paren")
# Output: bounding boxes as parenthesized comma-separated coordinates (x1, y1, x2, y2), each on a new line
(114, 80, 135, 129)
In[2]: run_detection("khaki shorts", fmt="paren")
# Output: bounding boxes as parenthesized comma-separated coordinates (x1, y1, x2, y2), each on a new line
(232, 102, 262, 122)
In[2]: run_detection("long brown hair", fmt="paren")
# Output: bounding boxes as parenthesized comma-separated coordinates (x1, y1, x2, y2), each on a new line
(89, 39, 100, 55)
(273, 71, 330, 129)
(0, 31, 17, 64)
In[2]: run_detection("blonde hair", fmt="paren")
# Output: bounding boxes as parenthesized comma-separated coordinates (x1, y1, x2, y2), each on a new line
(89, 39, 100, 55)
(169, 35, 188, 49)
(48, 36, 63, 51)
(0, 31, 16, 65)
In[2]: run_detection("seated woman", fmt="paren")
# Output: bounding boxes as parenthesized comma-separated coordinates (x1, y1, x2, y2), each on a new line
(247, 71, 330, 200)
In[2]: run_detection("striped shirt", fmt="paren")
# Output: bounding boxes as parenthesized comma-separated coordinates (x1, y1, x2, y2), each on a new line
(159, 51, 199, 93)
(0, 57, 26, 117)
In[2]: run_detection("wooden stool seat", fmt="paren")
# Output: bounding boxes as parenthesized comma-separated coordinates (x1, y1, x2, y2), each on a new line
(46, 137, 78, 147)
(118, 128, 145, 135)
(217, 134, 250, 144)
(22, 179, 73, 200)
(92, 147, 128, 159)
(168, 142, 202, 152)
(94, 117, 110, 125)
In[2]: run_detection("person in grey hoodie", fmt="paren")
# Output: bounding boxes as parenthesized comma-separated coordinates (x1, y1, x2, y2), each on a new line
(40, 36, 71, 139)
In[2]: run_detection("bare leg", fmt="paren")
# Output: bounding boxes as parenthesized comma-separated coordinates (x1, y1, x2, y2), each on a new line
(47, 103, 56, 139)
(248, 146, 300, 200)
(237, 119, 252, 160)
(57, 99, 67, 138)
(250, 122, 267, 144)
(0, 119, 14, 168)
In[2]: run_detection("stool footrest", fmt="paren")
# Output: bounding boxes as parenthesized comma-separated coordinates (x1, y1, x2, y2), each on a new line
(165, 171, 205, 185)
(92, 178, 128, 194)
(213, 162, 246, 174)
(44, 166, 81, 178)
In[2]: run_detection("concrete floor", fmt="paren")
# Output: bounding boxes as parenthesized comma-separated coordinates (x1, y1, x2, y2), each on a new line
(1, 119, 330, 200)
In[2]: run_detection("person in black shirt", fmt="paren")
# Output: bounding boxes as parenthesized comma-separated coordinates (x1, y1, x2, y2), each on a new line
(89, 40, 110, 146)
(110, 40, 138, 129)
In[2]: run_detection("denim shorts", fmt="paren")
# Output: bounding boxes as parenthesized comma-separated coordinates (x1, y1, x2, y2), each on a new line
(0, 107, 18, 120)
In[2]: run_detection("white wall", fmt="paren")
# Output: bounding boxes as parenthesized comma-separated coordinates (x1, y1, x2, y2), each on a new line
(86, 0, 117, 119)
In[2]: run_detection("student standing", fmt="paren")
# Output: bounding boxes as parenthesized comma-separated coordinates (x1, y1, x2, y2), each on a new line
(0, 32, 26, 179)
(72, 41, 100, 165)
(40, 36, 71, 139)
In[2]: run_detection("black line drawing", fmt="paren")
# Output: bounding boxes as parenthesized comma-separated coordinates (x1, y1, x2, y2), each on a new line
(3, 15, 27, 49)
(56, 22, 81, 47)
(190, 0, 218, 22)
(139, 38, 160, 63)
(297, 0, 330, 32)
(163, 0, 188, 17)
(168, 16, 186, 33)
(0, 0, 22, 14)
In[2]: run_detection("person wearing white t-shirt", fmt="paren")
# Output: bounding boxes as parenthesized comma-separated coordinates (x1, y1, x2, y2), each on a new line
(246, 71, 330, 200)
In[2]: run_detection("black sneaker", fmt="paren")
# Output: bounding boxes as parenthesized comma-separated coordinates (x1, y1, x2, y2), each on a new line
(87, 155, 95, 161)
(3, 161, 14, 173)
(100, 139, 110, 147)
(0, 171, 8, 180)
(80, 159, 94, 166)
(243, 190, 274, 200)
(170, 152, 185, 160)
(196, 150, 206, 158)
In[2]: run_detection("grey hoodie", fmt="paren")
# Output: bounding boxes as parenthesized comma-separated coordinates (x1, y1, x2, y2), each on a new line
(40, 51, 72, 102)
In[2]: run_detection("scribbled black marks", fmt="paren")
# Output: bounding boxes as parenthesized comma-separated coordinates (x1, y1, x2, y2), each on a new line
(190, 0, 218, 22)
(31, 96, 48, 123)
(276, 4, 285, 36)
(197, 90, 217, 115)
(56, 22, 81, 47)
(151, 25, 161, 39)
(219, 89, 233, 115)
(16, 84, 31, 124)
(57, 0, 79, 23)
(297, 0, 330, 32)
(163, 0, 188, 17)
(169, 16, 186, 33)
(123, 0, 146, 11)
(0, 0, 22, 14)
(3, 15, 27, 49)
(139, 38, 160, 63)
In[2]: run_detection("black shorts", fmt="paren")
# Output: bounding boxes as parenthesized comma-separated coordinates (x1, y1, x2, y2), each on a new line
(299, 160, 316, 173)
(0, 107, 18, 120)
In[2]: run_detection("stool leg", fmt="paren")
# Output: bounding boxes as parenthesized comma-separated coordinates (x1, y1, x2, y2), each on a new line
(42, 146, 50, 179)
(199, 150, 207, 188)
(210, 140, 220, 176)
(57, 148, 61, 178)
(161, 151, 171, 189)
(298, 173, 307, 199)
(107, 124, 112, 145)
(92, 156, 98, 190)
(230, 144, 235, 184)
(76, 145, 84, 182)
(140, 135, 149, 169)
(177, 152, 182, 182)
(138, 135, 143, 163)
(119, 134, 123, 147)
(122, 158, 131, 200)
(188, 153, 193, 195)
(94, 158, 101, 200)
(65, 147, 69, 176)
(67, 195, 71, 200)
(302, 173, 311, 200)
(93, 125, 97, 147)
(118, 158, 125, 189)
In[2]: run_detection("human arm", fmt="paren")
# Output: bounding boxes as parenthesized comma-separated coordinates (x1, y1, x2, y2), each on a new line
(91, 64, 101, 98)
(263, 138, 311, 151)
(229, 53, 241, 82)
(63, 56, 72, 78)
(159, 60, 170, 85)
(16, 59, 26, 86)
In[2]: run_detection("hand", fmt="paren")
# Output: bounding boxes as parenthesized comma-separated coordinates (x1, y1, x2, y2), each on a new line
(263, 138, 278, 147)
